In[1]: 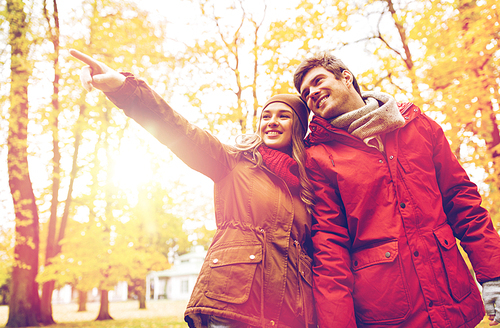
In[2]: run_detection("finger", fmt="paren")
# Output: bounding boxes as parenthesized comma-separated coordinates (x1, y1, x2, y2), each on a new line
(69, 49, 102, 70)
(80, 66, 93, 92)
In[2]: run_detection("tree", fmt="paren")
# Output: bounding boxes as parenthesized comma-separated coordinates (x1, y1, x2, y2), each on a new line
(5, 0, 40, 326)
(32, 0, 177, 321)
(314, 0, 500, 228)
(264, 0, 500, 239)
(0, 227, 13, 306)
(181, 0, 268, 134)
(39, 0, 62, 324)
(73, 0, 174, 318)
(123, 181, 185, 309)
(412, 0, 500, 226)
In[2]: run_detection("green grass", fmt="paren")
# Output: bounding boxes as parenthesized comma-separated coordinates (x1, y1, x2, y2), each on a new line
(44, 317, 185, 328)
(0, 299, 494, 327)
(0, 299, 189, 327)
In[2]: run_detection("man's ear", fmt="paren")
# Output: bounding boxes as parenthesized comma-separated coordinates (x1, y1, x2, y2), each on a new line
(342, 70, 353, 87)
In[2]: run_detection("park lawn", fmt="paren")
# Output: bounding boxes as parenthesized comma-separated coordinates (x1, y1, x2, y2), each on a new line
(0, 300, 494, 327)
(0, 299, 188, 327)
(44, 317, 185, 328)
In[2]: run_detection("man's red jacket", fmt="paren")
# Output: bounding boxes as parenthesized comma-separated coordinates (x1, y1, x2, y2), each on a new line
(306, 102, 500, 327)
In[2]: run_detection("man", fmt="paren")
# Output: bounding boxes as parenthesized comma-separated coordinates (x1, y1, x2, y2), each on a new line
(293, 52, 500, 327)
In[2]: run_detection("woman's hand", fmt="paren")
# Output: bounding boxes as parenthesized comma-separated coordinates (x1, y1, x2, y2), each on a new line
(69, 49, 126, 93)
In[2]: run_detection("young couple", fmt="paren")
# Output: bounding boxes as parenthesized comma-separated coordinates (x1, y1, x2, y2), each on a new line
(71, 49, 500, 328)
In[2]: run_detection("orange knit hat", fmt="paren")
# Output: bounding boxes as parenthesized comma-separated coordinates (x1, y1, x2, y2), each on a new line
(262, 94, 310, 132)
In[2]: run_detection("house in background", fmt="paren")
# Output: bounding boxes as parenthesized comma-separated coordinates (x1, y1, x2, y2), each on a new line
(51, 281, 128, 304)
(146, 245, 206, 301)
(50, 246, 207, 304)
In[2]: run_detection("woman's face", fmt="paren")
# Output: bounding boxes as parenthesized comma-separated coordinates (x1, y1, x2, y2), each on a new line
(259, 102, 294, 152)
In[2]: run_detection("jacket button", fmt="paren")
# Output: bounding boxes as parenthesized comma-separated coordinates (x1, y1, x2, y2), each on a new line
(354, 260, 358, 267)
(212, 259, 218, 264)
(389, 155, 394, 160)
(400, 203, 406, 208)
(404, 116, 409, 120)
(385, 252, 391, 258)
(414, 109, 418, 112)
(249, 255, 255, 260)
(379, 159, 383, 163)
(414, 251, 419, 257)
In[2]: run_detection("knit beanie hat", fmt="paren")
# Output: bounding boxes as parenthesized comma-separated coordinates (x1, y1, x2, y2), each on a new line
(262, 94, 310, 133)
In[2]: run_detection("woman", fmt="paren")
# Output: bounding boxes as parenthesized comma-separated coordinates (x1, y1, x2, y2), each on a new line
(70, 49, 316, 328)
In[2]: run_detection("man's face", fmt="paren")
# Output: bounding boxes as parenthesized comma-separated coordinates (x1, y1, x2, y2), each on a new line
(299, 66, 352, 119)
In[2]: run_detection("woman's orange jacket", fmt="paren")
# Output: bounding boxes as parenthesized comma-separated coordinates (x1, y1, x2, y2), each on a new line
(106, 73, 316, 328)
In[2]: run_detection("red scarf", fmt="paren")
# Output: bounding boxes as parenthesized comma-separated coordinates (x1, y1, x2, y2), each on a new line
(258, 145, 300, 192)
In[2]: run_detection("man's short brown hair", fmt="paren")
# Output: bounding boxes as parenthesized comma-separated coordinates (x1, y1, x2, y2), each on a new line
(293, 52, 362, 98)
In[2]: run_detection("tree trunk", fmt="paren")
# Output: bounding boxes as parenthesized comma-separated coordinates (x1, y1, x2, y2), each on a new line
(95, 290, 113, 321)
(40, 281, 56, 325)
(138, 278, 146, 309)
(39, 0, 61, 325)
(77, 290, 87, 312)
(57, 103, 87, 257)
(5, 0, 40, 327)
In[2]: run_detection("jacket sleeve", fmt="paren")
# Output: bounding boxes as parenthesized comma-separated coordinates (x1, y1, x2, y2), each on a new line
(307, 151, 357, 328)
(427, 114, 500, 283)
(105, 73, 236, 182)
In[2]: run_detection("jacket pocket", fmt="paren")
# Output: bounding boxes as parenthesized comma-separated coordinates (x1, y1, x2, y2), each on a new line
(205, 243, 262, 304)
(299, 252, 314, 324)
(433, 223, 472, 302)
(397, 156, 411, 174)
(299, 252, 313, 287)
(351, 240, 411, 324)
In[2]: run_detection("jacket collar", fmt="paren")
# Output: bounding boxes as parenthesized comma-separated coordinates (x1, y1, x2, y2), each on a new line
(306, 102, 419, 147)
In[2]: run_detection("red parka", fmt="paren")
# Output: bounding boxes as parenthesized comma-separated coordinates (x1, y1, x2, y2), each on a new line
(305, 102, 500, 327)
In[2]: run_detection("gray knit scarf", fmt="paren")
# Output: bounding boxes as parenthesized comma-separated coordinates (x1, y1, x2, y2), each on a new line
(329, 91, 405, 152)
